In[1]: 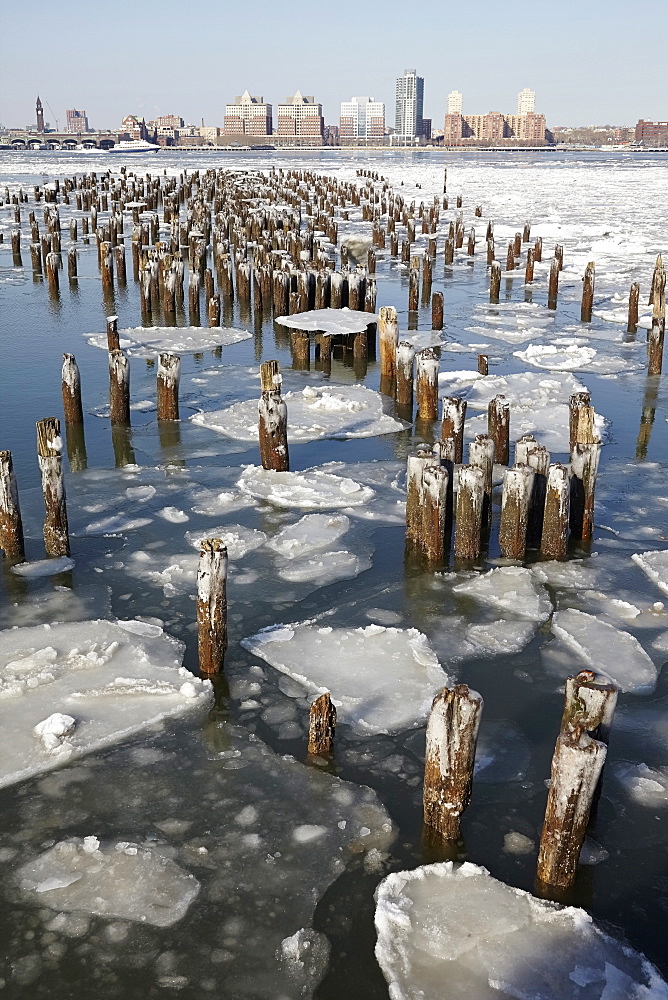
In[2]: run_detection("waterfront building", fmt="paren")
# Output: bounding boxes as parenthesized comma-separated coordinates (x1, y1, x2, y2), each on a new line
(517, 88, 535, 115)
(443, 101, 547, 145)
(66, 109, 88, 133)
(395, 70, 424, 141)
(447, 91, 463, 115)
(635, 119, 668, 145)
(152, 114, 184, 129)
(276, 92, 324, 144)
(224, 92, 273, 136)
(339, 96, 385, 144)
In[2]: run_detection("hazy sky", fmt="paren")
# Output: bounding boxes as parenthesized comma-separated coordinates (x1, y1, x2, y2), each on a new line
(2, 0, 666, 130)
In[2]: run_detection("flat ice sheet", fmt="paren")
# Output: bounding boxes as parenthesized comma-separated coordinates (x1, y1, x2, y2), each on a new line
(265, 514, 350, 559)
(274, 307, 377, 335)
(632, 550, 668, 598)
(513, 343, 635, 375)
(237, 466, 375, 509)
(86, 326, 252, 357)
(375, 861, 668, 1000)
(0, 620, 211, 788)
(242, 623, 450, 735)
(453, 567, 553, 623)
(551, 609, 658, 693)
(192, 385, 406, 442)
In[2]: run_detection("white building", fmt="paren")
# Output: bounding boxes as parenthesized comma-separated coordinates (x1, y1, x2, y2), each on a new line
(447, 90, 463, 115)
(517, 88, 535, 115)
(395, 69, 424, 140)
(276, 91, 324, 142)
(339, 96, 385, 142)
(224, 91, 273, 136)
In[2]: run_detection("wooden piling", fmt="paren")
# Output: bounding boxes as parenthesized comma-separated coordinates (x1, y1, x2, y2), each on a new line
(432, 291, 444, 330)
(454, 465, 485, 561)
(536, 727, 606, 889)
(379, 305, 399, 383)
(67, 247, 77, 279)
(570, 442, 600, 543)
(36, 417, 70, 557)
(469, 434, 494, 533)
(416, 348, 440, 421)
(106, 315, 120, 352)
(487, 394, 510, 465)
(540, 464, 570, 560)
(560, 670, 617, 745)
(109, 350, 131, 425)
(569, 392, 596, 450)
(61, 354, 84, 425)
(499, 465, 534, 560)
(581, 262, 595, 322)
(308, 693, 336, 756)
(46, 252, 59, 295)
(0, 451, 25, 562)
(547, 257, 559, 310)
(258, 360, 289, 471)
(197, 539, 228, 677)
(157, 353, 181, 421)
(441, 396, 467, 463)
(627, 282, 640, 334)
(525, 247, 534, 284)
(477, 354, 489, 376)
(490, 261, 501, 303)
(423, 685, 483, 841)
(396, 341, 415, 412)
(406, 454, 436, 546)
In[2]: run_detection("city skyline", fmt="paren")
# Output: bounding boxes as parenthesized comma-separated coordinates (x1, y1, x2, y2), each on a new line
(1, 0, 666, 128)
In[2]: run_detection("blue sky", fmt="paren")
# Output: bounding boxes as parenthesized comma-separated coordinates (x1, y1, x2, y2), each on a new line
(2, 0, 666, 130)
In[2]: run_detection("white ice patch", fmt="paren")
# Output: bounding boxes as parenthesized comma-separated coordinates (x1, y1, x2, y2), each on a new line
(237, 466, 375, 510)
(192, 385, 406, 442)
(374, 861, 668, 1000)
(87, 325, 252, 357)
(613, 763, 668, 807)
(17, 838, 200, 927)
(465, 620, 537, 655)
(632, 550, 668, 598)
(274, 307, 376, 335)
(11, 557, 74, 578)
(453, 567, 552, 623)
(242, 624, 450, 735)
(277, 550, 371, 586)
(551, 609, 658, 693)
(266, 514, 350, 559)
(184, 524, 267, 559)
(513, 343, 634, 375)
(0, 620, 211, 788)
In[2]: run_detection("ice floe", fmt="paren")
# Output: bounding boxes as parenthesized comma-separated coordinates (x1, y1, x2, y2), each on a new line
(237, 466, 375, 509)
(551, 609, 658, 693)
(632, 550, 668, 598)
(87, 325, 252, 357)
(453, 567, 552, 623)
(274, 307, 377, 334)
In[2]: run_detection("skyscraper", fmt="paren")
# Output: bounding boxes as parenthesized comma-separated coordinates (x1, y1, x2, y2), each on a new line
(517, 88, 535, 115)
(447, 90, 463, 115)
(395, 70, 424, 140)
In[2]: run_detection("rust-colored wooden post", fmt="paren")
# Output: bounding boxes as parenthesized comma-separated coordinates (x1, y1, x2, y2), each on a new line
(157, 353, 181, 420)
(416, 348, 440, 421)
(441, 396, 467, 464)
(487, 394, 509, 465)
(432, 291, 444, 330)
(547, 257, 559, 310)
(258, 360, 289, 471)
(540, 464, 570, 560)
(454, 465, 485, 561)
(490, 260, 501, 303)
(627, 282, 640, 334)
(581, 262, 595, 322)
(396, 341, 415, 413)
(197, 539, 228, 677)
(109, 350, 131, 425)
(499, 465, 534, 560)
(61, 354, 84, 426)
(0, 451, 25, 562)
(36, 417, 70, 557)
(308, 693, 336, 756)
(379, 305, 399, 385)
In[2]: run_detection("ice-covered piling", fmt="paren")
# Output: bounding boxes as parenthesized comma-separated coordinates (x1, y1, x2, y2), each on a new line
(540, 463, 570, 560)
(536, 726, 606, 890)
(0, 450, 25, 562)
(487, 394, 509, 465)
(416, 348, 440, 422)
(45, 252, 59, 296)
(106, 315, 120, 352)
(61, 354, 84, 426)
(396, 341, 415, 413)
(570, 441, 600, 542)
(647, 257, 665, 376)
(157, 353, 181, 421)
(36, 417, 70, 558)
(515, 434, 550, 549)
(441, 396, 467, 464)
(568, 391, 597, 450)
(108, 350, 130, 425)
(258, 360, 289, 472)
(197, 538, 228, 678)
(468, 434, 494, 534)
(454, 465, 485, 561)
(560, 670, 617, 745)
(379, 305, 399, 385)
(308, 692, 337, 757)
(499, 465, 534, 560)
(524, 247, 535, 284)
(423, 685, 483, 841)
(489, 260, 501, 303)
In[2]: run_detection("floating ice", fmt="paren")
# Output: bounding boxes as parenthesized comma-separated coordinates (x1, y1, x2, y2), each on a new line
(86, 325, 252, 357)
(277, 550, 371, 586)
(184, 524, 267, 559)
(11, 557, 74, 578)
(375, 861, 668, 1000)
(16, 838, 200, 927)
(242, 623, 450, 735)
(632, 550, 668, 598)
(551, 609, 658, 693)
(274, 307, 376, 335)
(513, 343, 633, 374)
(266, 514, 350, 558)
(465, 619, 537, 655)
(81, 514, 153, 535)
(237, 466, 375, 509)
(453, 567, 552, 623)
(192, 385, 406, 442)
(613, 763, 668, 807)
(0, 620, 211, 788)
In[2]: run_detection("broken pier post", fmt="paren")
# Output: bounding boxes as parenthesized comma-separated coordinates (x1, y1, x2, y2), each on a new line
(36, 417, 70, 557)
(0, 450, 25, 562)
(308, 692, 337, 757)
(197, 538, 228, 677)
(157, 353, 181, 421)
(258, 360, 289, 471)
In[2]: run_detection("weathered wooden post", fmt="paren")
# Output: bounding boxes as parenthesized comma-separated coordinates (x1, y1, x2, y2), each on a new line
(441, 396, 467, 463)
(432, 291, 444, 330)
(536, 726, 606, 890)
(30, 243, 43, 274)
(555, 243, 564, 271)
(416, 348, 440, 422)
(534, 237, 542, 263)
(486, 237, 495, 266)
(114, 244, 126, 285)
(67, 247, 77, 279)
(523, 221, 531, 243)
(100, 241, 114, 292)
(581, 262, 595, 322)
(515, 435, 550, 549)
(454, 465, 485, 561)
(61, 354, 84, 425)
(499, 465, 534, 560)
(570, 442, 600, 543)
(405, 453, 436, 547)
(109, 350, 131, 425)
(627, 282, 640, 334)
(488, 394, 509, 465)
(560, 670, 617, 745)
(423, 685, 484, 841)
(379, 305, 399, 386)
(469, 434, 494, 533)
(490, 260, 501, 303)
(547, 257, 559, 310)
(197, 539, 228, 677)
(106, 315, 120, 352)
(36, 417, 70, 557)
(408, 267, 419, 312)
(0, 451, 25, 562)
(540, 464, 570, 559)
(444, 236, 454, 265)
(157, 353, 180, 420)
(525, 247, 534, 284)
(258, 360, 289, 472)
(308, 693, 336, 757)
(46, 252, 59, 296)
(477, 354, 489, 376)
(189, 270, 201, 325)
(647, 260, 665, 375)
(506, 243, 515, 272)
(396, 341, 415, 414)
(208, 293, 221, 327)
(569, 392, 597, 450)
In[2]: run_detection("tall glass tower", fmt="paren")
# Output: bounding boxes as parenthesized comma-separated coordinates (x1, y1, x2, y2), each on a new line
(395, 70, 424, 141)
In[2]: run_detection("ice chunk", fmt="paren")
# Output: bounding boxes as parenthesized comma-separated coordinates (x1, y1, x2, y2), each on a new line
(551, 609, 657, 693)
(86, 325, 252, 357)
(613, 763, 668, 807)
(513, 343, 635, 375)
(632, 550, 668, 598)
(193, 385, 406, 442)
(274, 307, 376, 334)
(266, 514, 350, 558)
(237, 466, 375, 509)
(279, 928, 330, 995)
(466, 619, 537, 655)
(17, 838, 200, 927)
(454, 567, 552, 623)
(11, 557, 74, 578)
(184, 524, 267, 559)
(242, 623, 450, 735)
(375, 861, 668, 999)
(278, 550, 371, 586)
(0, 620, 212, 789)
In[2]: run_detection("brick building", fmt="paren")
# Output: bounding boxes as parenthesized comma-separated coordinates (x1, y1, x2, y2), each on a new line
(224, 92, 273, 136)
(276, 92, 324, 144)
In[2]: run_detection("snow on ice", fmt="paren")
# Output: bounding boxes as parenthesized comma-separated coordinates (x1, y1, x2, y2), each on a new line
(237, 466, 375, 509)
(551, 609, 658, 693)
(87, 326, 252, 357)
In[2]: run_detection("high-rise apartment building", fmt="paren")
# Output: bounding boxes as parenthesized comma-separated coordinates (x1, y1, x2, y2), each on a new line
(151, 114, 184, 129)
(635, 119, 668, 145)
(517, 88, 535, 115)
(447, 90, 463, 115)
(276, 91, 324, 143)
(395, 69, 424, 140)
(224, 92, 273, 136)
(339, 96, 385, 143)
(66, 109, 88, 133)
